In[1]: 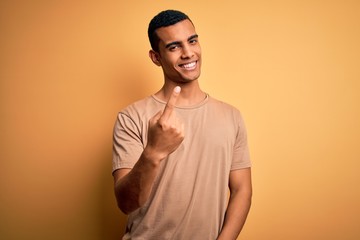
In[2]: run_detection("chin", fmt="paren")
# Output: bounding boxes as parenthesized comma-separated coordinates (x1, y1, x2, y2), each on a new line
(182, 71, 201, 81)
(180, 75, 200, 83)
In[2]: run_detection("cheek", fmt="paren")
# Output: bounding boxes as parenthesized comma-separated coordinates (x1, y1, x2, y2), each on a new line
(163, 56, 178, 67)
(195, 46, 201, 56)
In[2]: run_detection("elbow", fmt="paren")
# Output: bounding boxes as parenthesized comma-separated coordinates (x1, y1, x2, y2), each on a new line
(248, 187, 253, 201)
(115, 191, 141, 215)
(115, 193, 137, 215)
(117, 202, 131, 215)
(246, 186, 253, 206)
(116, 197, 136, 215)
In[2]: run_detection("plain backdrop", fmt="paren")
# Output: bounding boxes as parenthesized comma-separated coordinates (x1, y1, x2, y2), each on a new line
(1, 1, 359, 239)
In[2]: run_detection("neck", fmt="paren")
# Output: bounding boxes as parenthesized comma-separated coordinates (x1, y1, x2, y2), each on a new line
(155, 81, 206, 107)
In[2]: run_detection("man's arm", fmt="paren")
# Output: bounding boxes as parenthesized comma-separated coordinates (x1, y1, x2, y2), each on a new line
(113, 86, 184, 215)
(217, 168, 252, 240)
(113, 148, 162, 214)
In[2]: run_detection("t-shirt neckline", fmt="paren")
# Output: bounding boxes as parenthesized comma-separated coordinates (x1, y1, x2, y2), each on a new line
(151, 93, 209, 110)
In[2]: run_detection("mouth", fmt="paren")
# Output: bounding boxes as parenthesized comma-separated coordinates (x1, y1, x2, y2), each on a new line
(179, 61, 197, 70)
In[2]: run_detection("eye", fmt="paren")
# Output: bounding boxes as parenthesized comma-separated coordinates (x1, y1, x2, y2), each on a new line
(168, 44, 180, 51)
(189, 38, 198, 44)
(169, 46, 178, 51)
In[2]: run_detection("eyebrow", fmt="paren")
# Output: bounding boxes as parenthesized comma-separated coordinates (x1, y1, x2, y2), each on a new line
(165, 34, 199, 49)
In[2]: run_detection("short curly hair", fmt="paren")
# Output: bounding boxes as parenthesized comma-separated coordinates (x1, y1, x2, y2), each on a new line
(148, 10, 192, 52)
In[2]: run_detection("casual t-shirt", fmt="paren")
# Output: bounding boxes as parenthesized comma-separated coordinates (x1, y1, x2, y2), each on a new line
(113, 94, 251, 240)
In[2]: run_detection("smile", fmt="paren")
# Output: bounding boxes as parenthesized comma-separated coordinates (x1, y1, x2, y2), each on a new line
(179, 61, 197, 70)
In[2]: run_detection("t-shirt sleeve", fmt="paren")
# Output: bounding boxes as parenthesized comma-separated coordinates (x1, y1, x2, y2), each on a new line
(112, 112, 144, 173)
(231, 111, 251, 170)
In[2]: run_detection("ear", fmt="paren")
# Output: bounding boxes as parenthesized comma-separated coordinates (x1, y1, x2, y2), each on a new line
(149, 50, 161, 66)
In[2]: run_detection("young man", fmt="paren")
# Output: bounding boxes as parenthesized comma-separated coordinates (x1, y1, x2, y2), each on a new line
(112, 10, 252, 240)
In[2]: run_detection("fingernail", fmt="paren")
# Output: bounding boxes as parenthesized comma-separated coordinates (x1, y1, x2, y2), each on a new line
(174, 86, 181, 93)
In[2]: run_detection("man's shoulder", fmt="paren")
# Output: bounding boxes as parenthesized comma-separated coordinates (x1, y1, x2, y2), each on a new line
(207, 95, 241, 114)
(123, 95, 153, 110)
(118, 95, 159, 119)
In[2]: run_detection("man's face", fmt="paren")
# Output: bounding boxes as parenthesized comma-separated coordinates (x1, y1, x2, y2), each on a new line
(154, 19, 201, 84)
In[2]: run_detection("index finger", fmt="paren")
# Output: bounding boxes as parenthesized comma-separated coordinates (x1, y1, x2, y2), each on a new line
(161, 86, 181, 120)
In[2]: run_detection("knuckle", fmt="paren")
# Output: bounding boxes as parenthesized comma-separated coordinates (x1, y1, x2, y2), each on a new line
(158, 120, 170, 130)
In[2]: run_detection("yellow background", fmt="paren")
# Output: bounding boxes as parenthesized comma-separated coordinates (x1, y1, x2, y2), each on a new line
(1, 1, 359, 239)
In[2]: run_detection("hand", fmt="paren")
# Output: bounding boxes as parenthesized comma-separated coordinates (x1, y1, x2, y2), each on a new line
(146, 86, 185, 162)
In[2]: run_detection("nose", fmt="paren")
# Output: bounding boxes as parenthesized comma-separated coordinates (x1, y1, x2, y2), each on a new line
(181, 44, 194, 59)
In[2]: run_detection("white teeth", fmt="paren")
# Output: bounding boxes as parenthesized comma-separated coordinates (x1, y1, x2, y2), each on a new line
(182, 62, 196, 69)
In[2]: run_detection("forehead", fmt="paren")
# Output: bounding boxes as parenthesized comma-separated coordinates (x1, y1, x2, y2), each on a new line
(155, 19, 197, 44)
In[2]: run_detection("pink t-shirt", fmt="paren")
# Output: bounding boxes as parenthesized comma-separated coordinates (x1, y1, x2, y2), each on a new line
(113, 94, 251, 240)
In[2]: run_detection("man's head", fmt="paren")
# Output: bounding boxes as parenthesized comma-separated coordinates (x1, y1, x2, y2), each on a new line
(148, 10, 192, 53)
(148, 10, 201, 84)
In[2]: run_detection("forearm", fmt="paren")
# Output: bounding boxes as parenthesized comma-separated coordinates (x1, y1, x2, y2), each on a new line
(114, 149, 161, 214)
(218, 168, 252, 240)
(218, 185, 252, 239)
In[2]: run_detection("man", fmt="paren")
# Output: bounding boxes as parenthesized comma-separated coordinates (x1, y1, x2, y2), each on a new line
(112, 10, 252, 240)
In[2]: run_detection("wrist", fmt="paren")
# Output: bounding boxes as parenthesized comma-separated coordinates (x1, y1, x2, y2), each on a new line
(142, 147, 165, 166)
